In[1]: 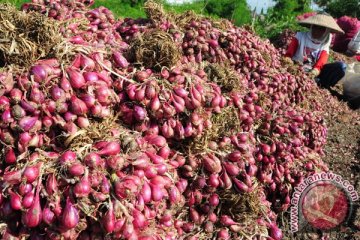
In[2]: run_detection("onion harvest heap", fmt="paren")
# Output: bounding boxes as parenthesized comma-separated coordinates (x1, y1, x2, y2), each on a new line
(0, 0, 330, 239)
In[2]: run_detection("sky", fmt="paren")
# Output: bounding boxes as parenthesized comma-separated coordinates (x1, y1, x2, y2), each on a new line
(246, 0, 275, 13)
(166, 0, 321, 14)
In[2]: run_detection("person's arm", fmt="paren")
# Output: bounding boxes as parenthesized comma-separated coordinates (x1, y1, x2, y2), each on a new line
(285, 37, 299, 58)
(313, 50, 329, 71)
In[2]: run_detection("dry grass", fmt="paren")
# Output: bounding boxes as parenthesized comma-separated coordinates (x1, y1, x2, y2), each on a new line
(205, 63, 243, 93)
(128, 29, 181, 70)
(0, 3, 61, 67)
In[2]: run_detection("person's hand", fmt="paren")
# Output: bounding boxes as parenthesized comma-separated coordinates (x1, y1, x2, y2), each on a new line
(282, 56, 293, 65)
(309, 68, 320, 77)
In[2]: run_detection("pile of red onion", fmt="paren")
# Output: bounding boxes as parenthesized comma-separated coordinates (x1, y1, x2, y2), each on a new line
(0, 1, 331, 239)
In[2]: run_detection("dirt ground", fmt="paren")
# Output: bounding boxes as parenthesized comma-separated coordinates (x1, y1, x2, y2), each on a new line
(281, 52, 360, 240)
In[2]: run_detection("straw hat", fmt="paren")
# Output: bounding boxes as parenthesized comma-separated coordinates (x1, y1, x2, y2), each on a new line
(298, 13, 344, 34)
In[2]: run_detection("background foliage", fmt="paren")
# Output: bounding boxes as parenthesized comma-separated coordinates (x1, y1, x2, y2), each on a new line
(0, 0, 358, 40)
(253, 0, 311, 39)
(314, 0, 359, 18)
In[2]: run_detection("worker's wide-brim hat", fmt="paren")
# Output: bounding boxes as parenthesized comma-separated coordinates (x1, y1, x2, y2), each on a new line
(298, 14, 344, 34)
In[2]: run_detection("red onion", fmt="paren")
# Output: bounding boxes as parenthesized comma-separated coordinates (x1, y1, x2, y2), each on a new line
(269, 223, 283, 240)
(3, 169, 22, 185)
(19, 116, 38, 132)
(102, 201, 115, 233)
(150, 96, 161, 111)
(70, 96, 88, 116)
(133, 105, 147, 121)
(5, 147, 16, 164)
(189, 207, 200, 224)
(68, 162, 85, 176)
(101, 177, 110, 194)
(145, 84, 156, 99)
(133, 209, 147, 229)
(30, 87, 45, 104)
(64, 111, 77, 122)
(246, 164, 258, 176)
(209, 193, 219, 207)
(160, 68, 169, 79)
(135, 86, 146, 102)
(51, 86, 66, 101)
(203, 154, 222, 173)
(135, 71, 149, 82)
(81, 94, 96, 108)
(61, 198, 79, 229)
(112, 51, 129, 68)
(59, 150, 77, 165)
(69, 35, 85, 44)
(67, 68, 86, 89)
(168, 186, 181, 204)
(73, 170, 91, 197)
(22, 184, 42, 228)
(208, 174, 220, 188)
(76, 116, 90, 128)
(30, 65, 48, 83)
(140, 181, 152, 203)
(9, 190, 22, 210)
(60, 76, 72, 92)
(97, 141, 121, 156)
(22, 191, 35, 209)
(220, 215, 237, 226)
(150, 183, 164, 202)
(0, 96, 10, 110)
(19, 183, 32, 196)
(23, 164, 40, 183)
(145, 151, 164, 164)
(144, 165, 157, 179)
(217, 229, 230, 239)
(80, 55, 96, 71)
(232, 177, 249, 193)
(42, 207, 55, 225)
(20, 100, 37, 113)
(83, 72, 99, 83)
(223, 162, 240, 176)
(9, 88, 22, 103)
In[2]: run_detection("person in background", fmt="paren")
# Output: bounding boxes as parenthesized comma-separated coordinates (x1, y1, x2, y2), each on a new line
(284, 13, 346, 89)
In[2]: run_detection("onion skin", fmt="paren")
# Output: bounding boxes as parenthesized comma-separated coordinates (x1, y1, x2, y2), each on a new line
(5, 147, 16, 164)
(61, 198, 79, 229)
(113, 51, 129, 68)
(19, 116, 38, 132)
(31, 65, 48, 83)
(73, 172, 91, 197)
(67, 69, 86, 89)
(22, 191, 35, 209)
(70, 96, 88, 116)
(97, 141, 121, 156)
(42, 208, 55, 225)
(102, 201, 115, 233)
(269, 223, 283, 240)
(23, 165, 40, 183)
(46, 173, 58, 195)
(22, 189, 42, 228)
(9, 190, 22, 210)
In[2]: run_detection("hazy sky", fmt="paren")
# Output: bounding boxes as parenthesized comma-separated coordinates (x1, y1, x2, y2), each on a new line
(166, 0, 276, 12)
(246, 0, 275, 13)
(166, 0, 321, 14)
